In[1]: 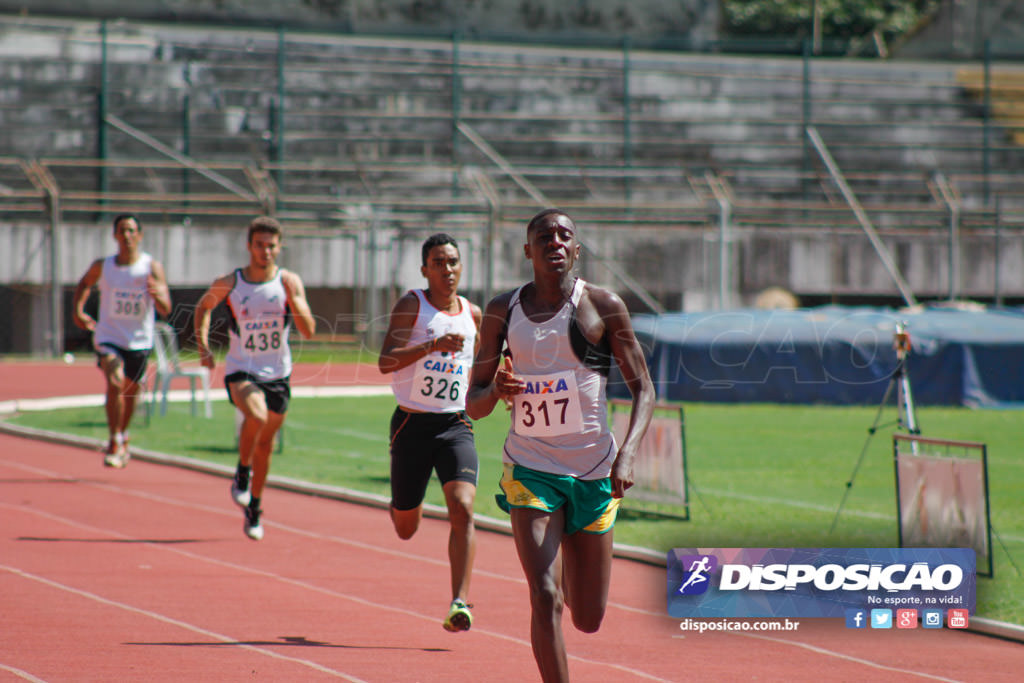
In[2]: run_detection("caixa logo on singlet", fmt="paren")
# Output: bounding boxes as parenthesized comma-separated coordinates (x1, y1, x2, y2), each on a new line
(244, 320, 281, 331)
(422, 360, 464, 375)
(521, 378, 570, 395)
(676, 555, 718, 595)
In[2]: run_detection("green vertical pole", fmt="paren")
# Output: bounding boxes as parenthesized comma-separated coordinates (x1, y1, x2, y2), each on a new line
(994, 196, 1002, 305)
(983, 39, 991, 206)
(451, 32, 462, 198)
(274, 26, 286, 196)
(623, 37, 633, 203)
(802, 39, 812, 200)
(182, 62, 192, 211)
(98, 19, 109, 212)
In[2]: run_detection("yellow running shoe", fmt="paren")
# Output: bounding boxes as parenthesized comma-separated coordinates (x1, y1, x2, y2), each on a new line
(443, 599, 473, 632)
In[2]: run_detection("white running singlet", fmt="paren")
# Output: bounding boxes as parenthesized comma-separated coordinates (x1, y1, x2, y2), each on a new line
(502, 278, 616, 479)
(224, 268, 292, 381)
(391, 290, 476, 413)
(93, 252, 156, 351)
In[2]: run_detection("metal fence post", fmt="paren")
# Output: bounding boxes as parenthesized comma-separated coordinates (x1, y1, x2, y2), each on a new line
(274, 27, 286, 193)
(623, 36, 633, 202)
(983, 39, 991, 206)
(98, 19, 109, 214)
(451, 32, 462, 197)
(183, 61, 192, 211)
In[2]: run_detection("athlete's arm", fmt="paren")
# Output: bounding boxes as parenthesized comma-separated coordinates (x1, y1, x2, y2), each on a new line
(147, 259, 173, 318)
(71, 259, 103, 332)
(282, 270, 316, 340)
(378, 292, 429, 374)
(470, 302, 483, 358)
(466, 291, 521, 419)
(193, 274, 233, 369)
(589, 286, 655, 498)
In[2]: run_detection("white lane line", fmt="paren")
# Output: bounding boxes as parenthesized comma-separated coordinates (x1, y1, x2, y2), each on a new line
(0, 664, 48, 682)
(2, 501, 675, 683)
(0, 563, 366, 682)
(0, 456, 521, 585)
(4, 452, 986, 682)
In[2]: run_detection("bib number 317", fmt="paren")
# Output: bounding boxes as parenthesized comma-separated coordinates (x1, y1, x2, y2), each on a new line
(512, 371, 584, 437)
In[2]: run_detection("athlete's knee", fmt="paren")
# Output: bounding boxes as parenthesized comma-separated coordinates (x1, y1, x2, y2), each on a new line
(569, 605, 606, 633)
(446, 493, 475, 528)
(529, 576, 564, 618)
(390, 505, 420, 540)
(107, 374, 126, 392)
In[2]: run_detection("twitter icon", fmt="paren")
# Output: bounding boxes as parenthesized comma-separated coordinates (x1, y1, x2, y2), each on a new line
(870, 609, 893, 629)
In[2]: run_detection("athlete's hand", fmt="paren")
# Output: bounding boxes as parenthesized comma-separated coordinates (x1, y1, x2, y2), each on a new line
(610, 453, 635, 499)
(432, 332, 466, 355)
(73, 313, 96, 332)
(146, 273, 168, 300)
(494, 354, 523, 404)
(198, 346, 216, 370)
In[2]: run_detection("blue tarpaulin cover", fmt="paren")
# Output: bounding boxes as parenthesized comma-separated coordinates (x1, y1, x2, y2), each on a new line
(608, 306, 1024, 406)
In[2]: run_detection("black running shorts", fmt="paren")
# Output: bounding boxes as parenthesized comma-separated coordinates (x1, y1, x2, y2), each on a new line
(389, 407, 478, 511)
(225, 372, 291, 415)
(95, 343, 151, 385)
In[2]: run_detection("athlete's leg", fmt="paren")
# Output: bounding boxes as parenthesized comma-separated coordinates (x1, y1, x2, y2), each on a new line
(228, 380, 283, 499)
(389, 504, 422, 540)
(388, 409, 432, 540)
(98, 352, 127, 451)
(442, 479, 476, 602)
(117, 351, 149, 438)
(228, 380, 268, 470)
(119, 378, 142, 435)
(560, 528, 615, 633)
(511, 506, 569, 683)
(249, 409, 285, 500)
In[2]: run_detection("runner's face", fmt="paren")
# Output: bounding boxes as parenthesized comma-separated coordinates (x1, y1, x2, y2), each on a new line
(248, 231, 281, 268)
(525, 214, 579, 275)
(113, 218, 141, 253)
(422, 243, 462, 295)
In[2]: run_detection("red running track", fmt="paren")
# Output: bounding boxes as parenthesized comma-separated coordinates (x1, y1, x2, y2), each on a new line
(2, 361, 1023, 681)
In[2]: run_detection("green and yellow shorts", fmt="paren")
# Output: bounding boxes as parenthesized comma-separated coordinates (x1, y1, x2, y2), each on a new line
(496, 463, 620, 535)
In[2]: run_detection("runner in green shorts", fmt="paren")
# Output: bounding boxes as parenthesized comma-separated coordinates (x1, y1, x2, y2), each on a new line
(468, 209, 654, 683)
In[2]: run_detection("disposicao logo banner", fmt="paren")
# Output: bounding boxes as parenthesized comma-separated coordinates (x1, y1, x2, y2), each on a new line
(667, 548, 975, 618)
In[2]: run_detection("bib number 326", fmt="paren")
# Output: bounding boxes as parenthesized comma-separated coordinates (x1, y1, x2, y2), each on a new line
(512, 370, 584, 437)
(413, 359, 467, 410)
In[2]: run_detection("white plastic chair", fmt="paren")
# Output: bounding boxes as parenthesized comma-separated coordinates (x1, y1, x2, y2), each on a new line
(152, 322, 212, 418)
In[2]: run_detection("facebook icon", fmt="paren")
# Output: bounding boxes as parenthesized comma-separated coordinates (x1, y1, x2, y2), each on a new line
(845, 608, 867, 629)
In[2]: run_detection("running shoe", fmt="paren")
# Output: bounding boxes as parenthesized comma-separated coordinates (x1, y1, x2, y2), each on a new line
(231, 470, 251, 507)
(244, 505, 264, 541)
(103, 444, 129, 469)
(443, 599, 473, 632)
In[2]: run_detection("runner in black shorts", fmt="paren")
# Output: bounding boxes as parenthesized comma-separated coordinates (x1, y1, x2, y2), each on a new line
(95, 344, 151, 386)
(224, 372, 291, 415)
(72, 214, 172, 468)
(389, 409, 478, 512)
(379, 233, 483, 632)
(194, 217, 316, 541)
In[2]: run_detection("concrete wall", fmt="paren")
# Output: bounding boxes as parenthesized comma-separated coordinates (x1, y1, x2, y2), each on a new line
(4, 15, 1024, 354)
(0, 1, 719, 48)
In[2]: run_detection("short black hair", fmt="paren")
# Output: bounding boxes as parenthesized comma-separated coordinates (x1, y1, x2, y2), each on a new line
(248, 216, 283, 243)
(421, 233, 459, 266)
(112, 213, 141, 232)
(526, 208, 573, 235)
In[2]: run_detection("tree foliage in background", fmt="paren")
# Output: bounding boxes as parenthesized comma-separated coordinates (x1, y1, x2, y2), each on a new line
(722, 0, 942, 43)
